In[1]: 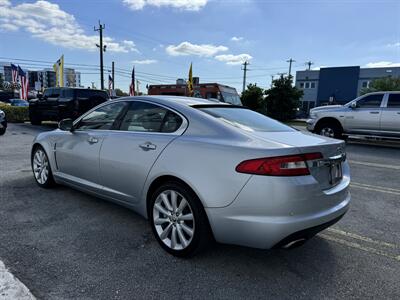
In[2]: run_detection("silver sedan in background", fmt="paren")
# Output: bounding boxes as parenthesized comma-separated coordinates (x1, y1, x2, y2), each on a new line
(31, 96, 350, 257)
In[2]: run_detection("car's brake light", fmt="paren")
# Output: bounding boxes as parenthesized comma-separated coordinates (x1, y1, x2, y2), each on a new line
(235, 153, 323, 176)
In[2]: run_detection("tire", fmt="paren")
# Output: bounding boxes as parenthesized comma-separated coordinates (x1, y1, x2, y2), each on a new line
(149, 181, 212, 257)
(315, 121, 344, 139)
(30, 115, 42, 126)
(31, 146, 55, 188)
(0, 128, 5, 135)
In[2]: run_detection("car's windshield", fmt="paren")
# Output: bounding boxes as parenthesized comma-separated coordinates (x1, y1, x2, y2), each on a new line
(220, 92, 242, 105)
(197, 107, 295, 132)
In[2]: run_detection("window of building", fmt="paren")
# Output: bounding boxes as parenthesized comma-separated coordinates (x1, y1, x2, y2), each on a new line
(305, 82, 310, 89)
(362, 81, 370, 88)
(300, 82, 304, 88)
(310, 82, 316, 88)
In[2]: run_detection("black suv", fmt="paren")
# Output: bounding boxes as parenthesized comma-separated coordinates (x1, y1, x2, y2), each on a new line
(29, 87, 109, 125)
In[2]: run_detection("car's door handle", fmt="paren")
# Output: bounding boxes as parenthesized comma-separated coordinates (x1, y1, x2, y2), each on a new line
(87, 137, 99, 144)
(139, 142, 157, 150)
(369, 111, 380, 114)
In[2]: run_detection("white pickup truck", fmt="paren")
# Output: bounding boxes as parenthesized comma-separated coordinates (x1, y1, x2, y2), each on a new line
(307, 91, 400, 139)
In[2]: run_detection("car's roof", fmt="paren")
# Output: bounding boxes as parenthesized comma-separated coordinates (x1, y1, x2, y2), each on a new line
(118, 95, 232, 109)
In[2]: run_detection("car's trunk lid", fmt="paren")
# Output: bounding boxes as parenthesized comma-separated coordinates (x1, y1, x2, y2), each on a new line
(248, 131, 346, 190)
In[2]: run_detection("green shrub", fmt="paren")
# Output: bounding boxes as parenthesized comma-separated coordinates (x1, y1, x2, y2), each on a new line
(0, 104, 29, 123)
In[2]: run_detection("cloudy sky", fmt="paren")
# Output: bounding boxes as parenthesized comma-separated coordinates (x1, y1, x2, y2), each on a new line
(0, 0, 399, 92)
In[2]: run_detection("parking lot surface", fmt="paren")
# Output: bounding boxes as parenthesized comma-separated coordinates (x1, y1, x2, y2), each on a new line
(1, 123, 399, 299)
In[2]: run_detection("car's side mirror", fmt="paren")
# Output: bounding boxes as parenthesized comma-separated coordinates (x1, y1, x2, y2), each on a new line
(350, 102, 357, 109)
(58, 119, 74, 131)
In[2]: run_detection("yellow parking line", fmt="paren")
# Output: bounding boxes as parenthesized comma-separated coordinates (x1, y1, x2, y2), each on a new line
(349, 160, 400, 170)
(351, 182, 400, 196)
(319, 233, 400, 262)
(327, 228, 397, 249)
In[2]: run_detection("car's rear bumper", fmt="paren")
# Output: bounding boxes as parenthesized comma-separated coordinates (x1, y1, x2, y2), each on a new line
(205, 168, 351, 249)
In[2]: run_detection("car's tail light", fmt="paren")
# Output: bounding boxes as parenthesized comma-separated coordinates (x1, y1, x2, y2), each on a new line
(236, 152, 323, 176)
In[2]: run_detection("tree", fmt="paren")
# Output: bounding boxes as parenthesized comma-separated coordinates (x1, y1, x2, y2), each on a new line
(361, 77, 400, 95)
(264, 75, 303, 121)
(115, 88, 128, 96)
(240, 83, 265, 113)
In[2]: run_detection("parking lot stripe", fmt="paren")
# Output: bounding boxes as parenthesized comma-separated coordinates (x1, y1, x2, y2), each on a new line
(319, 234, 400, 262)
(349, 160, 400, 170)
(351, 182, 400, 196)
(327, 228, 397, 249)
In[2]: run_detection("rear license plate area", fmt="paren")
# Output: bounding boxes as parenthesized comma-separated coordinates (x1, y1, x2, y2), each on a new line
(330, 162, 343, 186)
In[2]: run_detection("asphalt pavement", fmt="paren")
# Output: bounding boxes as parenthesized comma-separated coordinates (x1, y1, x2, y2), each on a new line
(0, 123, 399, 299)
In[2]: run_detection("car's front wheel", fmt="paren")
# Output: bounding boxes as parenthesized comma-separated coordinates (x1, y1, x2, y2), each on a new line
(31, 146, 55, 188)
(149, 181, 212, 257)
(316, 121, 344, 139)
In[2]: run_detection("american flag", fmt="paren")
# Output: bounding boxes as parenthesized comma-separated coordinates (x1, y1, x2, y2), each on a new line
(108, 74, 113, 97)
(129, 67, 135, 96)
(18, 66, 29, 100)
(11, 64, 18, 84)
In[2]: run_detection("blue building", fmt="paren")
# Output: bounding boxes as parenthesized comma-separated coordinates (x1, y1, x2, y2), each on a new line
(295, 66, 400, 114)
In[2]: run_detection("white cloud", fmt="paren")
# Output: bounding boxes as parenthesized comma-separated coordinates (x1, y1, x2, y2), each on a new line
(166, 41, 228, 57)
(231, 36, 243, 42)
(132, 59, 158, 64)
(123, 0, 208, 11)
(364, 61, 400, 68)
(214, 53, 252, 65)
(386, 42, 400, 48)
(0, 0, 138, 53)
(0, 23, 18, 31)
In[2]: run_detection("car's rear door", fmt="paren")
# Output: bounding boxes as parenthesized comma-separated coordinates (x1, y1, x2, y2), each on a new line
(345, 93, 384, 134)
(379, 93, 400, 137)
(54, 101, 129, 192)
(99, 100, 186, 203)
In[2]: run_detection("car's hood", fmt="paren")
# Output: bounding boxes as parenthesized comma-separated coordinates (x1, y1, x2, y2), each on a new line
(310, 105, 343, 113)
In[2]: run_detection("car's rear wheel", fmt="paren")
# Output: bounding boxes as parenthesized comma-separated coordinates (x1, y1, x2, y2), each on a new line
(31, 146, 55, 188)
(0, 128, 5, 135)
(149, 181, 212, 257)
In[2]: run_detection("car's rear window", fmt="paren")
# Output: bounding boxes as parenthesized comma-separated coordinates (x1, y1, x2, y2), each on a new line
(197, 107, 295, 132)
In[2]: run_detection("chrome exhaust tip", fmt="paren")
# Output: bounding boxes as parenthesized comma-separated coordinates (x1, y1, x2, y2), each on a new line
(282, 238, 307, 249)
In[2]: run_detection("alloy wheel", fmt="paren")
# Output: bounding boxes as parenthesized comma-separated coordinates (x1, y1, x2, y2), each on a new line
(153, 189, 195, 250)
(33, 149, 49, 184)
(320, 127, 335, 138)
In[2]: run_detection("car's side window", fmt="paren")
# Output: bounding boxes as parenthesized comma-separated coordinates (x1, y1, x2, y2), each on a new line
(356, 94, 383, 108)
(387, 94, 400, 108)
(119, 102, 183, 133)
(75, 102, 127, 130)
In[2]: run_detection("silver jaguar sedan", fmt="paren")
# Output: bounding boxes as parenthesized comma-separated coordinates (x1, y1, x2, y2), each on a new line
(31, 96, 350, 257)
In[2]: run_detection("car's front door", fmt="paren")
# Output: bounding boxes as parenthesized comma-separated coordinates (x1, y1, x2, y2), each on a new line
(39, 88, 60, 120)
(380, 93, 400, 136)
(345, 93, 384, 134)
(54, 101, 129, 192)
(99, 100, 185, 203)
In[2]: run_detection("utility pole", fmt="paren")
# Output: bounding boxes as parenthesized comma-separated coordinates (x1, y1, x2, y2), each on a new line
(286, 58, 295, 78)
(305, 61, 314, 70)
(242, 61, 249, 93)
(270, 75, 274, 88)
(94, 21, 106, 90)
(111, 61, 115, 89)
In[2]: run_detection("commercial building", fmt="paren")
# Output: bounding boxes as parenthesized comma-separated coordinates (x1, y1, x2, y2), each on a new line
(295, 66, 400, 114)
(0, 62, 81, 91)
